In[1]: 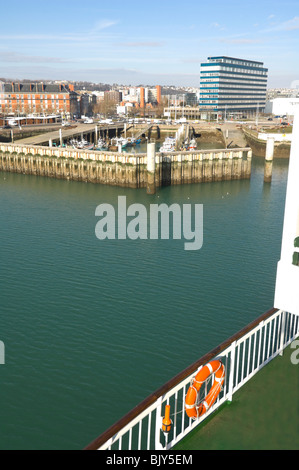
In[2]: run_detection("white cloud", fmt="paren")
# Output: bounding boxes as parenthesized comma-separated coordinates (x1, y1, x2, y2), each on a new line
(181, 58, 202, 64)
(0, 50, 68, 64)
(220, 38, 262, 44)
(261, 16, 299, 32)
(210, 22, 226, 31)
(89, 19, 119, 35)
(120, 42, 164, 47)
(92, 20, 118, 31)
(0, 19, 119, 44)
(282, 16, 299, 31)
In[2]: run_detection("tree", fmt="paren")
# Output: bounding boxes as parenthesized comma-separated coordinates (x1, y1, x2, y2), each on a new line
(92, 96, 118, 117)
(154, 97, 168, 118)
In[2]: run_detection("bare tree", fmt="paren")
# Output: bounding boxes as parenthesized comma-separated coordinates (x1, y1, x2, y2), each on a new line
(155, 97, 168, 118)
(92, 96, 118, 117)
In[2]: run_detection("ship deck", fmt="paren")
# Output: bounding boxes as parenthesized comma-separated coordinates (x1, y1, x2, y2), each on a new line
(174, 344, 299, 450)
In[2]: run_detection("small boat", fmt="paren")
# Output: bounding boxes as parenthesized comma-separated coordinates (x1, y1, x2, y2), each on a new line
(126, 137, 136, 146)
(125, 138, 134, 147)
(126, 137, 141, 146)
(71, 138, 94, 150)
(83, 144, 95, 150)
(96, 139, 109, 151)
(159, 136, 176, 153)
(111, 137, 129, 149)
(188, 138, 197, 150)
(159, 144, 175, 153)
(70, 138, 80, 148)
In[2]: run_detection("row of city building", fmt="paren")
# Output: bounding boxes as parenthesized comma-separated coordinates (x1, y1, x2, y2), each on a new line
(1, 56, 298, 120)
(0, 81, 162, 118)
(0, 81, 78, 117)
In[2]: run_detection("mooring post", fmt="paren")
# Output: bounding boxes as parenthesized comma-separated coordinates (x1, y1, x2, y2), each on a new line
(147, 141, 156, 195)
(264, 137, 275, 182)
(246, 149, 252, 178)
(59, 129, 62, 147)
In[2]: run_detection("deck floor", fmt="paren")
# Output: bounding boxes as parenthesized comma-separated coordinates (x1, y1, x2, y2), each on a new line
(174, 344, 299, 450)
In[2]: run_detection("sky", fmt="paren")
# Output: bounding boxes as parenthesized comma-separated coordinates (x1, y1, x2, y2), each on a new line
(0, 0, 299, 88)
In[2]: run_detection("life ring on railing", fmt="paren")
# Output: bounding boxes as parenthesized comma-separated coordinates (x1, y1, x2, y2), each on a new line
(185, 360, 225, 419)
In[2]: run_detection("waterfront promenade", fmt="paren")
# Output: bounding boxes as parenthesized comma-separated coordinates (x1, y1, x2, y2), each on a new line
(14, 122, 125, 146)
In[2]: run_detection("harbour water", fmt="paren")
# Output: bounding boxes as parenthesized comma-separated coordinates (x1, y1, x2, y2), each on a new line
(0, 156, 289, 449)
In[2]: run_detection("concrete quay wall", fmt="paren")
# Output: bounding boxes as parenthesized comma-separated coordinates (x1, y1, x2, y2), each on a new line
(0, 143, 252, 188)
(243, 128, 291, 158)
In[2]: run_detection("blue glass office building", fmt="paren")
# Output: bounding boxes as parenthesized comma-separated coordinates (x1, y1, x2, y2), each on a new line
(199, 56, 268, 116)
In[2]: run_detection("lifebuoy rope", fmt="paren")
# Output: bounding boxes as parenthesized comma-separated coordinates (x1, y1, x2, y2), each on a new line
(163, 362, 226, 421)
(185, 360, 225, 419)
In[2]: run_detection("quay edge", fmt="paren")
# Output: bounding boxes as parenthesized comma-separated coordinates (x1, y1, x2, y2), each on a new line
(0, 143, 252, 188)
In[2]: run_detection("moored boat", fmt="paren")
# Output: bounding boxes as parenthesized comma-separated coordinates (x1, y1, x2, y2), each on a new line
(70, 138, 94, 150)
(188, 138, 197, 150)
(159, 136, 176, 153)
(96, 139, 109, 151)
(111, 137, 129, 149)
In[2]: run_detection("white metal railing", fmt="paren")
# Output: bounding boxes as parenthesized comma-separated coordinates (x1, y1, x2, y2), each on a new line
(85, 308, 299, 450)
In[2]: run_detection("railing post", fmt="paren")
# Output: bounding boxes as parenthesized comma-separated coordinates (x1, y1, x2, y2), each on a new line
(279, 310, 286, 356)
(155, 397, 163, 450)
(227, 341, 236, 402)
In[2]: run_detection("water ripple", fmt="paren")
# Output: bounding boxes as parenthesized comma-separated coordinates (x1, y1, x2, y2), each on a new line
(0, 158, 289, 449)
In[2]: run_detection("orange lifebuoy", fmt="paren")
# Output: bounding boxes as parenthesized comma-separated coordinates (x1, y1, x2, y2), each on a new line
(185, 360, 225, 419)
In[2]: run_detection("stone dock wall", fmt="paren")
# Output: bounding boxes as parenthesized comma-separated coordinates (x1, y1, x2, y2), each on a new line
(243, 128, 291, 158)
(0, 143, 252, 188)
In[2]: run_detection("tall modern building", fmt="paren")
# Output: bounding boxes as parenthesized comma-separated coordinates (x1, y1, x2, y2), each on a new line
(199, 56, 268, 116)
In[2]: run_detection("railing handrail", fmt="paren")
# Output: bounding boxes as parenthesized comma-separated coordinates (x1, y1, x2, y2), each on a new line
(84, 307, 278, 450)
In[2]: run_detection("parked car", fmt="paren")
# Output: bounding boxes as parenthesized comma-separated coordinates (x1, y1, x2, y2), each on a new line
(2, 125, 11, 129)
(268, 118, 273, 121)
(281, 122, 289, 126)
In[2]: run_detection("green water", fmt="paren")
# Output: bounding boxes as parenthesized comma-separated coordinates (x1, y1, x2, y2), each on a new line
(0, 157, 289, 449)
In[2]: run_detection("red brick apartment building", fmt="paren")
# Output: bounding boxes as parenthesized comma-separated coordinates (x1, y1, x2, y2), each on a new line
(0, 81, 78, 116)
